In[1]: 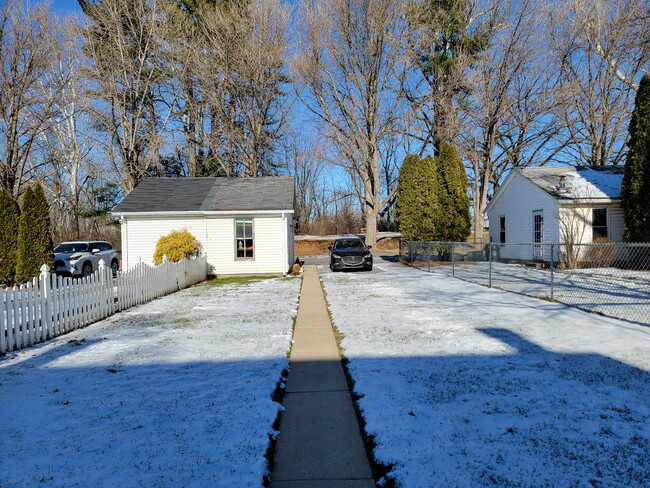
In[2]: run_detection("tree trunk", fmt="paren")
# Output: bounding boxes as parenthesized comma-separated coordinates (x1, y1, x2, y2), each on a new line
(364, 204, 378, 248)
(184, 75, 197, 177)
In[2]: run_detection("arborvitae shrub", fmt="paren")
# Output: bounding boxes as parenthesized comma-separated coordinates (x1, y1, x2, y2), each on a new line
(153, 229, 201, 265)
(15, 184, 55, 283)
(0, 190, 20, 284)
(621, 74, 650, 242)
(394, 154, 439, 241)
(436, 143, 471, 242)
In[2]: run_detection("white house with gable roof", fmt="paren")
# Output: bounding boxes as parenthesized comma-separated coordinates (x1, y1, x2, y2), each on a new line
(110, 177, 295, 276)
(485, 165, 625, 261)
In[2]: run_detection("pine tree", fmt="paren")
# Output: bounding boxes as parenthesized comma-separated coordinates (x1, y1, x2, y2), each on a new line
(621, 74, 650, 242)
(15, 184, 55, 283)
(0, 190, 20, 284)
(394, 154, 439, 241)
(435, 142, 471, 242)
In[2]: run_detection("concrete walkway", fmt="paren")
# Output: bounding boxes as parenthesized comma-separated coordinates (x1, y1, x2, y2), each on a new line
(270, 266, 374, 488)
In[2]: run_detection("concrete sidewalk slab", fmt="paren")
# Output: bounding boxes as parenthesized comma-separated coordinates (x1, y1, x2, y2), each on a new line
(291, 327, 339, 349)
(288, 347, 342, 361)
(270, 266, 374, 486)
(285, 361, 348, 393)
(271, 391, 373, 481)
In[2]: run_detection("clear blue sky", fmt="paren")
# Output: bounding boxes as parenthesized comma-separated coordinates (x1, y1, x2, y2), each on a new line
(50, 0, 82, 15)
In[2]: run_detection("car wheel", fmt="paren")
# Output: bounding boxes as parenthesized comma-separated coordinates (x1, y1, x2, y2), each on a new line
(82, 262, 93, 277)
(110, 260, 119, 277)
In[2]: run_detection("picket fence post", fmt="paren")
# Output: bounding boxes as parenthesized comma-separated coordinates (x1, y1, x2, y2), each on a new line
(98, 259, 107, 319)
(0, 287, 6, 353)
(40, 265, 52, 340)
(30, 277, 38, 342)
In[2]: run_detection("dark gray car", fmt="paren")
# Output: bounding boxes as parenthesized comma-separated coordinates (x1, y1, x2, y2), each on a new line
(328, 237, 373, 271)
(54, 240, 120, 277)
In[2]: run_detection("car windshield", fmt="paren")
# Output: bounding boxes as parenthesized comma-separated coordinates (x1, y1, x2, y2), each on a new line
(333, 239, 366, 251)
(54, 243, 88, 253)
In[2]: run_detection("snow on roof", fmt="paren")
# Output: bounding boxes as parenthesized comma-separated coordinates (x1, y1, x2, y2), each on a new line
(562, 169, 623, 199)
(518, 165, 624, 200)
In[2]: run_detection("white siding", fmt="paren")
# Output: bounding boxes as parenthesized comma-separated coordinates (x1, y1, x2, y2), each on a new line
(121, 217, 207, 270)
(487, 173, 560, 260)
(607, 203, 624, 242)
(121, 213, 292, 276)
(558, 202, 624, 244)
(205, 215, 288, 275)
(287, 215, 295, 270)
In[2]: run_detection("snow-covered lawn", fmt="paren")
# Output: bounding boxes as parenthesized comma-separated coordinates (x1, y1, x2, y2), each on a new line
(412, 261, 650, 325)
(0, 277, 300, 488)
(321, 263, 650, 488)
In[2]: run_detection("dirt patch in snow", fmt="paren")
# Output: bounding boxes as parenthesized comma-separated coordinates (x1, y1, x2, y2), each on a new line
(295, 236, 400, 256)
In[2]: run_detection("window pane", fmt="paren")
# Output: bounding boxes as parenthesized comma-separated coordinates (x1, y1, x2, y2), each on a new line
(236, 222, 244, 238)
(500, 217, 506, 243)
(244, 221, 253, 238)
(245, 239, 254, 257)
(593, 209, 606, 227)
(592, 209, 607, 240)
(237, 239, 245, 257)
(593, 227, 608, 239)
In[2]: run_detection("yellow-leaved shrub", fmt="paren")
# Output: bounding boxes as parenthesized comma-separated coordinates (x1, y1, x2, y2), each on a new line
(153, 229, 201, 265)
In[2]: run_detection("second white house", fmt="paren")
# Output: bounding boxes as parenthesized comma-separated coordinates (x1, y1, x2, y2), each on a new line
(486, 165, 625, 261)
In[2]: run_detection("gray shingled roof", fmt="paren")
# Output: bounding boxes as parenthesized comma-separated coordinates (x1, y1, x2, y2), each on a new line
(111, 176, 295, 214)
(206, 177, 295, 211)
(517, 165, 624, 199)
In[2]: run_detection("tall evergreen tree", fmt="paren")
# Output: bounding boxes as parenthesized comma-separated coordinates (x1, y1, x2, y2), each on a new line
(621, 74, 650, 242)
(435, 142, 471, 242)
(394, 154, 439, 241)
(0, 190, 21, 284)
(408, 0, 489, 155)
(15, 184, 55, 283)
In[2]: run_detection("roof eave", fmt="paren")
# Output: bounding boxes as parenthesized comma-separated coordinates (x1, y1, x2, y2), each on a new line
(557, 197, 620, 205)
(111, 209, 295, 218)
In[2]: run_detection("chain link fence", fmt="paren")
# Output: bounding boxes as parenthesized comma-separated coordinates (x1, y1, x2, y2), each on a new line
(399, 240, 650, 326)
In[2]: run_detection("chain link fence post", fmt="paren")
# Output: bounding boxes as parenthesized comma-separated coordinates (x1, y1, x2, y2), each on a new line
(427, 242, 431, 272)
(488, 243, 492, 288)
(550, 243, 554, 301)
(452, 242, 455, 277)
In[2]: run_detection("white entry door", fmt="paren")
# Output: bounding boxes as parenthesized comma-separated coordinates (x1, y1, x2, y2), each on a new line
(533, 211, 543, 260)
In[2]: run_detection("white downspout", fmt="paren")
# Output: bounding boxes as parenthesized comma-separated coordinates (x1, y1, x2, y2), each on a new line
(120, 216, 128, 271)
(282, 212, 288, 275)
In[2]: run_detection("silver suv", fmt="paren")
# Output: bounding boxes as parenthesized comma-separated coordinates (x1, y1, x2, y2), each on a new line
(53, 241, 120, 277)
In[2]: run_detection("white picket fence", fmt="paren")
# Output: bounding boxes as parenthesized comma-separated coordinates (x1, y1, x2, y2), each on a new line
(0, 255, 207, 354)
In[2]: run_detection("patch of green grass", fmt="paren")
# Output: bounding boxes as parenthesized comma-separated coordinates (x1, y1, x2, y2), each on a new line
(204, 275, 277, 287)
(172, 317, 192, 325)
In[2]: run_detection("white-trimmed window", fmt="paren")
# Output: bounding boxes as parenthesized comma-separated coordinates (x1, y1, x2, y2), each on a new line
(592, 208, 608, 241)
(235, 218, 254, 259)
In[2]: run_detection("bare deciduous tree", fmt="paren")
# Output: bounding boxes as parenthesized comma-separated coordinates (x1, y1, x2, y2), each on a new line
(558, 203, 590, 268)
(38, 19, 94, 239)
(197, 0, 293, 177)
(295, 0, 408, 246)
(0, 0, 59, 199)
(283, 131, 325, 233)
(460, 0, 563, 236)
(80, 0, 184, 193)
(548, 0, 650, 166)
